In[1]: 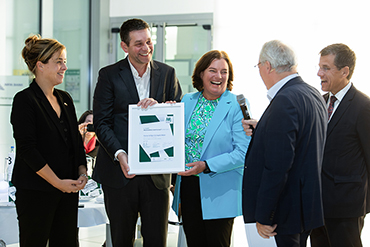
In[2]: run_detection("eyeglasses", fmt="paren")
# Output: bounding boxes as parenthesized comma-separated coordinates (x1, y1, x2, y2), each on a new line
(254, 62, 261, 68)
(317, 66, 332, 72)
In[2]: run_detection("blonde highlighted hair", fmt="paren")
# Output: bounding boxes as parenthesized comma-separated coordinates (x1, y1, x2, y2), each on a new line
(22, 34, 65, 75)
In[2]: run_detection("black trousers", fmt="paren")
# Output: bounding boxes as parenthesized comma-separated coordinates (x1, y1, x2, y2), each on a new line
(274, 230, 311, 247)
(180, 175, 234, 247)
(15, 188, 79, 247)
(102, 175, 169, 247)
(310, 216, 365, 247)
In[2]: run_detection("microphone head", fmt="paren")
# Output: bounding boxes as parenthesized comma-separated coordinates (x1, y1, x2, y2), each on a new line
(236, 94, 246, 105)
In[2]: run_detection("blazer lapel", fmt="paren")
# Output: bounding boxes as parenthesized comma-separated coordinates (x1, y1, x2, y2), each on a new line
(149, 60, 161, 99)
(201, 90, 232, 157)
(31, 82, 68, 146)
(327, 84, 355, 137)
(54, 90, 77, 148)
(119, 58, 140, 102)
(184, 92, 201, 131)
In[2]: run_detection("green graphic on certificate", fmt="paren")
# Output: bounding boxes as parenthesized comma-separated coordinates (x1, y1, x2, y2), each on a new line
(139, 114, 175, 163)
(128, 103, 184, 175)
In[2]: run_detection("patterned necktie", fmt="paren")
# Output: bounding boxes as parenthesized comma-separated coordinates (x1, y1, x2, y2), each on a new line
(328, 95, 337, 120)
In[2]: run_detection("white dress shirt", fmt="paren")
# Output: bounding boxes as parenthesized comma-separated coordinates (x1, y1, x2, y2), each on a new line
(115, 57, 151, 159)
(128, 56, 151, 100)
(327, 82, 352, 122)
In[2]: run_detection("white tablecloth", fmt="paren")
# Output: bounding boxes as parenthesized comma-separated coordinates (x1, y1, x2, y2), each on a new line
(0, 200, 108, 245)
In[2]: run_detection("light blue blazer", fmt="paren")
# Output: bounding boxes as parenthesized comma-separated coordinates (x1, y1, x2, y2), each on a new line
(172, 90, 251, 220)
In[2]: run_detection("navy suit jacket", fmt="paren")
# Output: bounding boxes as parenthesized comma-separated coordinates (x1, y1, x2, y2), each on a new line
(322, 84, 370, 218)
(92, 57, 182, 189)
(242, 76, 327, 235)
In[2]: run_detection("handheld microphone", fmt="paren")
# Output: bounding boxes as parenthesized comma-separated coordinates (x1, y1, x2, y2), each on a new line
(236, 94, 254, 131)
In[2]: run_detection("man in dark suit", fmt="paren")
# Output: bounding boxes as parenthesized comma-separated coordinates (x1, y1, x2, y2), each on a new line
(242, 40, 327, 247)
(310, 44, 370, 247)
(92, 18, 182, 246)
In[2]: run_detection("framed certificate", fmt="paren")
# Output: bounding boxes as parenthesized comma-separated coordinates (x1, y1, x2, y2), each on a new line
(128, 103, 185, 174)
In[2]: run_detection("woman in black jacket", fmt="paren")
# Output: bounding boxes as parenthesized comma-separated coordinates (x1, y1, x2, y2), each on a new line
(10, 35, 88, 247)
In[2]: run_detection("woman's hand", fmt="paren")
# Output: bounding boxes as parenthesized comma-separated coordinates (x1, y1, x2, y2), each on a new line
(37, 164, 87, 193)
(178, 161, 207, 176)
(54, 179, 83, 193)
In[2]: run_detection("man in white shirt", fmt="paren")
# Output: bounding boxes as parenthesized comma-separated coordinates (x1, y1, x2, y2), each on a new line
(92, 18, 182, 247)
(310, 43, 370, 247)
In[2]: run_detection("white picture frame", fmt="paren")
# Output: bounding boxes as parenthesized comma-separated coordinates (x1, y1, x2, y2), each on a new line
(128, 103, 185, 175)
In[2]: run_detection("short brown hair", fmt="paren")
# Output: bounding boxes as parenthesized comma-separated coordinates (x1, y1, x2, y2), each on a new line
(320, 43, 356, 80)
(192, 50, 234, 92)
(22, 34, 65, 76)
(120, 18, 150, 46)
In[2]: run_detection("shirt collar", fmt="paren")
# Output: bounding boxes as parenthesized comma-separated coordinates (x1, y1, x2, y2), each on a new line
(127, 56, 151, 79)
(329, 82, 352, 103)
(267, 73, 299, 101)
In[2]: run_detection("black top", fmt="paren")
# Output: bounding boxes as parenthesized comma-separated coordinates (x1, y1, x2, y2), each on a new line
(10, 80, 87, 191)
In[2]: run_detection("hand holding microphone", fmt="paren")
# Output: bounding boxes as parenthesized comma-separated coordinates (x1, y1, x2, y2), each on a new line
(237, 94, 256, 136)
(242, 119, 257, 136)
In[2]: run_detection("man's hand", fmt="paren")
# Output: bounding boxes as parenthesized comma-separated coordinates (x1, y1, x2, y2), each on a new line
(137, 98, 158, 109)
(117, 152, 136, 179)
(178, 161, 206, 176)
(256, 222, 277, 239)
(242, 119, 258, 136)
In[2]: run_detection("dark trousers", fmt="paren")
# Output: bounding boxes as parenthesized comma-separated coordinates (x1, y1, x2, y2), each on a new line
(102, 175, 169, 247)
(274, 230, 311, 247)
(180, 176, 234, 247)
(15, 188, 79, 247)
(310, 216, 365, 247)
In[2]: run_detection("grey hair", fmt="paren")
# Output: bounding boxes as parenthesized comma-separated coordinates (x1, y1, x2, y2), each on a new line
(259, 40, 297, 73)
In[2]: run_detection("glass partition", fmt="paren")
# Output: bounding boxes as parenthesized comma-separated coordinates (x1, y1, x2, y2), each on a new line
(110, 14, 213, 96)
(53, 0, 90, 118)
(0, 0, 40, 173)
(164, 25, 210, 94)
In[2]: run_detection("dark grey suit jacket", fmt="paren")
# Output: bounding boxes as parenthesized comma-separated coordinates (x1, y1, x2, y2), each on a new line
(92, 57, 182, 189)
(322, 84, 370, 218)
(242, 76, 327, 234)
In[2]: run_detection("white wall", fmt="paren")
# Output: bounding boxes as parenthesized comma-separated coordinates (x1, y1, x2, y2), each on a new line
(109, 1, 370, 246)
(213, 0, 370, 118)
(110, 0, 370, 119)
(110, 0, 215, 17)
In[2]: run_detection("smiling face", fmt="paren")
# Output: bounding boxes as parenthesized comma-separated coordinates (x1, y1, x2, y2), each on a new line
(318, 54, 349, 95)
(39, 49, 67, 86)
(121, 28, 153, 69)
(201, 58, 229, 100)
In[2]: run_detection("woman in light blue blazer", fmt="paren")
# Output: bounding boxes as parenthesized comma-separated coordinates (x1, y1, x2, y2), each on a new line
(172, 50, 251, 247)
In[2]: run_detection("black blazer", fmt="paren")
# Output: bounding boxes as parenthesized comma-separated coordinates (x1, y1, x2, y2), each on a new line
(322, 84, 370, 218)
(92, 58, 182, 189)
(242, 76, 327, 235)
(11, 80, 87, 191)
